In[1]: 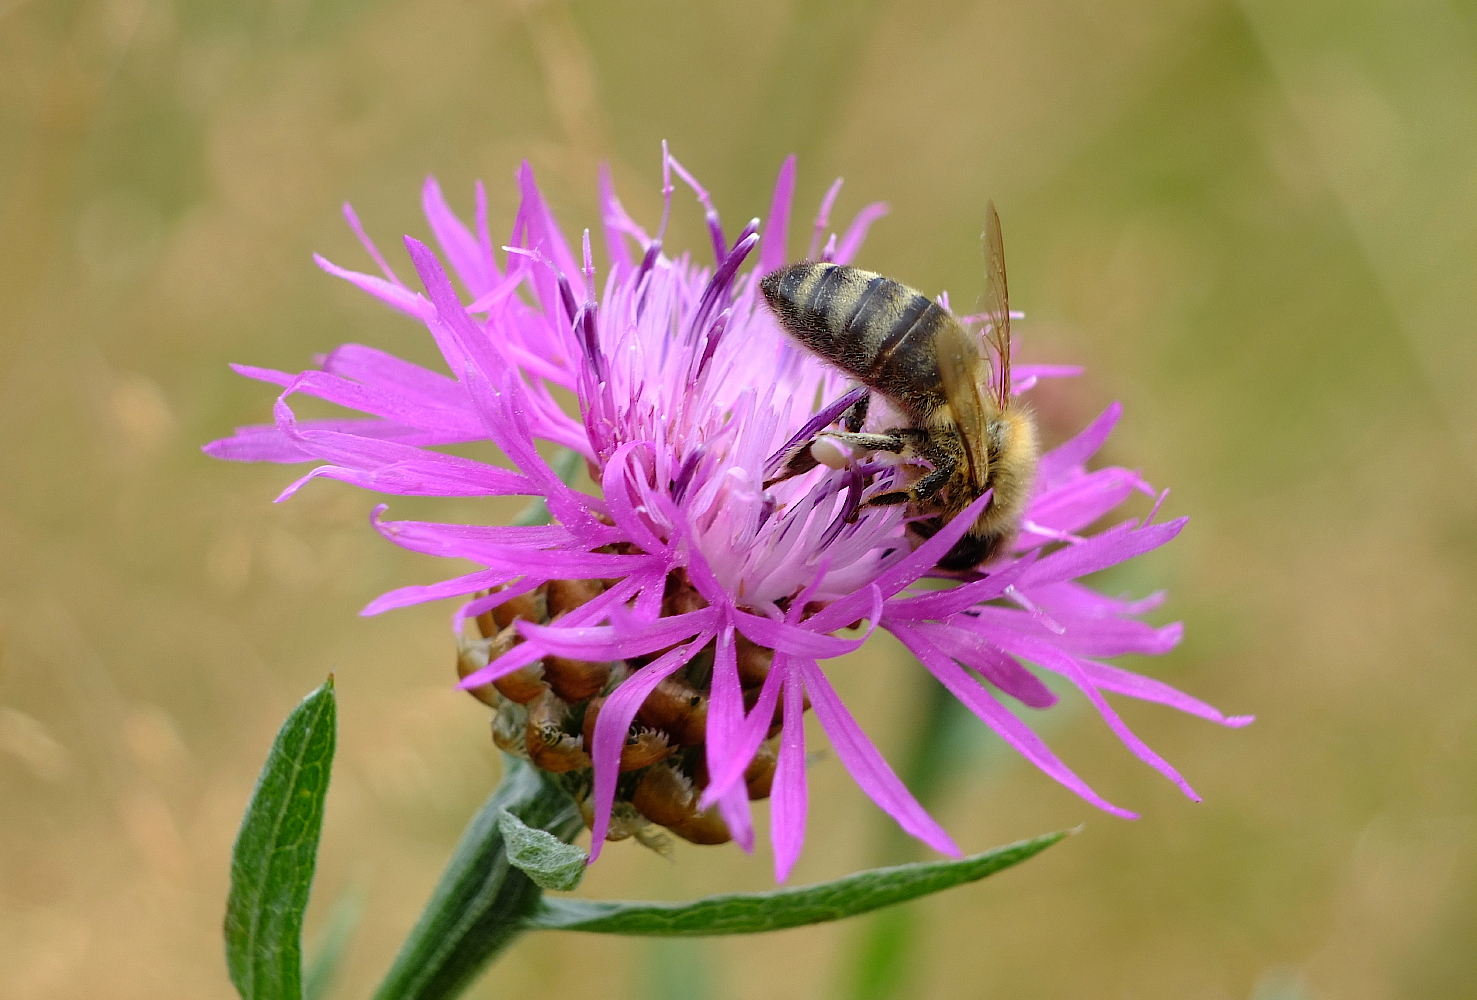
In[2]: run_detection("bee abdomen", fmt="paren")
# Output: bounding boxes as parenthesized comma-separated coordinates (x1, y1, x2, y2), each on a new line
(761, 263, 947, 416)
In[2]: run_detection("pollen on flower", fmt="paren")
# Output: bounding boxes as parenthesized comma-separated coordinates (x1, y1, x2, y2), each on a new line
(205, 146, 1251, 883)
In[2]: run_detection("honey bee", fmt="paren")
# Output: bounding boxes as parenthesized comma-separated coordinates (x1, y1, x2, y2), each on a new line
(760, 201, 1038, 569)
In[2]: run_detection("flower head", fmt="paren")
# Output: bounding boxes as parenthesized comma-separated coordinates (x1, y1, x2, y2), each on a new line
(206, 148, 1250, 880)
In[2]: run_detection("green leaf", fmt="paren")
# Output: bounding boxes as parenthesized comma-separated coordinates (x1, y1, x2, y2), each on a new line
(497, 809, 588, 891)
(524, 830, 1070, 937)
(304, 889, 365, 1000)
(225, 677, 337, 1000)
(371, 756, 584, 1000)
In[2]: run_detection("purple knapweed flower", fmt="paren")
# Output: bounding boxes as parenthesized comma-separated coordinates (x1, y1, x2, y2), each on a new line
(205, 148, 1251, 881)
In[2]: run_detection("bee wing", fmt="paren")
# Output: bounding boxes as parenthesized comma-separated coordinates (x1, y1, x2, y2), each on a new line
(937, 318, 988, 487)
(982, 200, 1012, 411)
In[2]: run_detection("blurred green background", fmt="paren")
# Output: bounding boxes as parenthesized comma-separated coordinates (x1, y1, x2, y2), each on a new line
(3, 0, 1475, 997)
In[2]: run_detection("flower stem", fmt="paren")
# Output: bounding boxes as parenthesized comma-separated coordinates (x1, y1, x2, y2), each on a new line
(371, 756, 583, 1000)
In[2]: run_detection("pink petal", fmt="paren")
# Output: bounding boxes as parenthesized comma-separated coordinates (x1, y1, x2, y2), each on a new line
(833, 202, 889, 265)
(204, 426, 315, 463)
(1020, 468, 1153, 546)
(518, 607, 718, 661)
(733, 610, 865, 659)
(403, 236, 513, 390)
(758, 155, 797, 274)
(314, 254, 431, 320)
(990, 632, 1199, 800)
(404, 241, 612, 540)
(703, 625, 746, 798)
(458, 366, 613, 544)
(370, 514, 573, 557)
(629, 573, 667, 621)
(1072, 658, 1254, 728)
(701, 647, 785, 807)
(597, 163, 637, 276)
(458, 637, 545, 690)
(274, 462, 511, 501)
(715, 779, 755, 853)
(963, 604, 1182, 659)
(901, 621, 1057, 709)
(893, 624, 1136, 818)
(463, 260, 534, 315)
(468, 548, 655, 579)
(588, 635, 713, 859)
(370, 512, 650, 575)
(205, 417, 478, 465)
(1012, 364, 1084, 383)
(882, 549, 1039, 621)
(228, 363, 295, 388)
(320, 344, 461, 402)
(271, 398, 533, 498)
(558, 573, 660, 630)
(515, 161, 586, 305)
(451, 577, 544, 633)
(423, 177, 496, 297)
(1029, 580, 1167, 618)
(807, 492, 993, 633)
(600, 444, 667, 553)
(1018, 517, 1187, 590)
(1037, 402, 1120, 486)
(1054, 617, 1182, 658)
(453, 576, 660, 690)
(770, 658, 808, 882)
(798, 658, 960, 856)
(522, 161, 585, 298)
(279, 370, 483, 436)
(362, 566, 516, 616)
(341, 202, 403, 283)
(807, 178, 844, 260)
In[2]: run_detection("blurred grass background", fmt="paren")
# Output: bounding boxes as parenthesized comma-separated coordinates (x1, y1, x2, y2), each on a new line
(3, 0, 1475, 997)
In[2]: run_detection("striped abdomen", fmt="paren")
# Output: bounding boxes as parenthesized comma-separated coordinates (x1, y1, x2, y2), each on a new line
(760, 262, 953, 420)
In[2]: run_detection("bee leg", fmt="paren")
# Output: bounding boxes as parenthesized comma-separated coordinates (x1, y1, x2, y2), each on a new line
(842, 391, 870, 433)
(822, 431, 906, 454)
(764, 421, 903, 490)
(865, 447, 957, 508)
(865, 489, 912, 507)
(908, 459, 956, 502)
(763, 443, 822, 489)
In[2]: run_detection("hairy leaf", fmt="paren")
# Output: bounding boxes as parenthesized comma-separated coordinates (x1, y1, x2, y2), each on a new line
(498, 810, 588, 891)
(525, 830, 1069, 936)
(225, 678, 337, 1000)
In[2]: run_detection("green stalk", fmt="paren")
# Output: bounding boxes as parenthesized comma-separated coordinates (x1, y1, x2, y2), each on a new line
(371, 757, 583, 1000)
